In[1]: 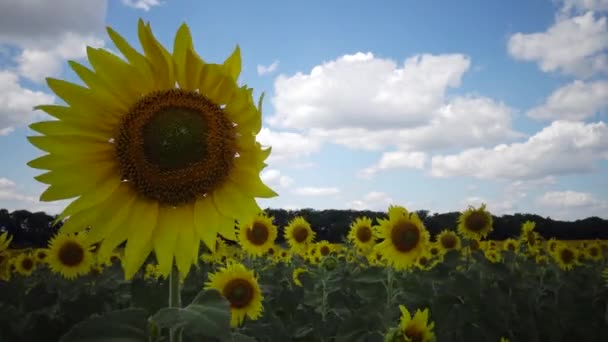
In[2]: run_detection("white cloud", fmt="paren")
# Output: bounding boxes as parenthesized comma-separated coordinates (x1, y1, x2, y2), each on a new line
(536, 190, 608, 219)
(0, 177, 67, 214)
(121, 0, 162, 11)
(431, 120, 608, 180)
(257, 60, 279, 76)
(359, 151, 427, 179)
(347, 191, 394, 211)
(258, 127, 323, 164)
(559, 0, 608, 13)
(507, 12, 608, 78)
(260, 169, 294, 189)
(268, 52, 470, 130)
(0, 70, 55, 134)
(293, 187, 340, 196)
(527, 80, 608, 121)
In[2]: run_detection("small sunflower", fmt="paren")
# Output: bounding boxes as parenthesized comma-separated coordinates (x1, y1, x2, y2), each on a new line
(205, 262, 263, 327)
(47, 232, 94, 279)
(436, 230, 461, 252)
(237, 212, 277, 257)
(15, 253, 37, 277)
(585, 242, 603, 261)
(398, 306, 436, 342)
(552, 243, 578, 271)
(347, 216, 376, 251)
(374, 205, 430, 270)
(284, 216, 315, 253)
(27, 20, 277, 280)
(34, 248, 49, 264)
(292, 267, 307, 287)
(502, 238, 520, 254)
(315, 240, 334, 258)
(0, 232, 12, 252)
(457, 204, 493, 240)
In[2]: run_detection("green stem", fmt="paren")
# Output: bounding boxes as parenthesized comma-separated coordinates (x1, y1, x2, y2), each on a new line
(169, 265, 182, 342)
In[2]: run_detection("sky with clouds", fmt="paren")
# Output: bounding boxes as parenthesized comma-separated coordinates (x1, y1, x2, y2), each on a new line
(0, 0, 607, 221)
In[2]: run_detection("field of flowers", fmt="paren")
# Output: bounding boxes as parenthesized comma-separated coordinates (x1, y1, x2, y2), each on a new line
(1, 205, 607, 342)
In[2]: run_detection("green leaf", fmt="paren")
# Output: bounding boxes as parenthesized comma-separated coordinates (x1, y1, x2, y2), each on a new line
(59, 308, 149, 342)
(149, 289, 231, 339)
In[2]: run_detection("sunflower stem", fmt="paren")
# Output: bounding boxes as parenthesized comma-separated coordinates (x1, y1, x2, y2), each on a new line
(169, 265, 182, 342)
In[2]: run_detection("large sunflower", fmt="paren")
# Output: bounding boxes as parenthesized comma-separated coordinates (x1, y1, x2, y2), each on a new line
(398, 306, 436, 342)
(284, 216, 316, 253)
(457, 204, 493, 240)
(374, 205, 429, 270)
(347, 216, 376, 251)
(27, 20, 277, 279)
(237, 211, 277, 257)
(47, 232, 94, 279)
(205, 262, 263, 327)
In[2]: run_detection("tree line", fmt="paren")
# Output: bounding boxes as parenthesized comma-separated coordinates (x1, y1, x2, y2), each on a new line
(1, 207, 607, 249)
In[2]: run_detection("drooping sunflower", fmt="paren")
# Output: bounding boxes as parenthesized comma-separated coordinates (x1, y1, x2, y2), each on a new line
(347, 216, 376, 251)
(552, 243, 578, 271)
(237, 212, 277, 257)
(47, 232, 94, 279)
(374, 205, 430, 270)
(457, 204, 493, 240)
(205, 262, 263, 327)
(14, 253, 37, 277)
(27, 20, 277, 280)
(292, 267, 307, 287)
(398, 306, 436, 342)
(284, 216, 315, 253)
(436, 230, 461, 252)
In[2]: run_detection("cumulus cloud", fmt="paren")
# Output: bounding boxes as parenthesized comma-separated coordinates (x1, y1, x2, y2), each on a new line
(347, 191, 394, 211)
(121, 0, 162, 11)
(268, 52, 470, 130)
(507, 12, 608, 78)
(536, 190, 608, 219)
(358, 151, 427, 179)
(293, 187, 340, 196)
(257, 60, 279, 76)
(257, 127, 323, 164)
(0, 177, 67, 214)
(260, 169, 294, 189)
(559, 0, 608, 13)
(0, 71, 55, 134)
(527, 80, 608, 121)
(431, 120, 608, 180)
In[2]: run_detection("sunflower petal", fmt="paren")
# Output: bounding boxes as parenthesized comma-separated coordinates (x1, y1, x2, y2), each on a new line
(212, 180, 261, 224)
(184, 48, 204, 91)
(223, 45, 241, 81)
(123, 198, 159, 280)
(173, 205, 197, 277)
(85, 184, 138, 245)
(228, 167, 278, 198)
(173, 23, 193, 89)
(138, 19, 174, 89)
(45, 78, 126, 118)
(152, 206, 182, 277)
(54, 175, 122, 223)
(86, 47, 148, 101)
(106, 26, 155, 86)
(29, 120, 112, 141)
(27, 135, 113, 155)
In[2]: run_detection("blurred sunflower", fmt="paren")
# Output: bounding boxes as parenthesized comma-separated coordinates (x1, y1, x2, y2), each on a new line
(15, 253, 37, 277)
(34, 248, 49, 264)
(585, 242, 602, 262)
(315, 240, 334, 258)
(284, 216, 315, 253)
(47, 232, 94, 279)
(374, 205, 430, 270)
(347, 216, 376, 252)
(502, 238, 520, 254)
(27, 20, 277, 280)
(520, 221, 541, 254)
(436, 230, 461, 252)
(292, 267, 307, 287)
(552, 243, 578, 271)
(237, 212, 277, 257)
(398, 306, 436, 342)
(205, 262, 263, 327)
(0, 232, 12, 252)
(457, 204, 493, 240)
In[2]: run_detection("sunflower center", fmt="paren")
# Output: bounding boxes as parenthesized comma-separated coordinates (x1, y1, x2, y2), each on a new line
(247, 222, 270, 245)
(36, 251, 47, 260)
(527, 232, 536, 246)
(356, 226, 372, 243)
(390, 220, 420, 253)
(469, 239, 480, 250)
(223, 278, 254, 309)
(560, 249, 575, 264)
(21, 257, 34, 271)
(58, 241, 85, 267)
(441, 234, 457, 249)
(292, 226, 309, 243)
(418, 256, 428, 266)
(320, 245, 331, 256)
(590, 247, 600, 257)
(507, 242, 516, 251)
(429, 247, 439, 256)
(465, 211, 489, 232)
(405, 326, 424, 342)
(116, 89, 236, 206)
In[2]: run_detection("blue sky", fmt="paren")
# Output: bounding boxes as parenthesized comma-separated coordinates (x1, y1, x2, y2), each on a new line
(0, 0, 607, 221)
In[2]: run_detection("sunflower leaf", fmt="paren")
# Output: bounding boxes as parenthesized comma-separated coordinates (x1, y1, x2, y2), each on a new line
(59, 308, 149, 342)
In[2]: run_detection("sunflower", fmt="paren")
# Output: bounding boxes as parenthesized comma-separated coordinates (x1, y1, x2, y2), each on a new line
(398, 306, 436, 342)
(237, 212, 277, 257)
(374, 205, 430, 270)
(27, 20, 277, 280)
(315, 240, 334, 258)
(0, 232, 12, 252)
(502, 238, 520, 254)
(347, 216, 376, 251)
(47, 232, 94, 279)
(457, 204, 493, 240)
(14, 253, 37, 277)
(34, 248, 49, 264)
(520, 221, 540, 254)
(436, 230, 461, 252)
(585, 242, 603, 261)
(552, 243, 578, 271)
(205, 262, 263, 327)
(292, 267, 307, 287)
(284, 216, 315, 253)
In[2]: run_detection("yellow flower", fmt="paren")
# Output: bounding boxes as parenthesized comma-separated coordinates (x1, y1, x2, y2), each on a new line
(284, 217, 315, 253)
(205, 262, 263, 327)
(27, 20, 277, 280)
(374, 205, 429, 270)
(292, 267, 307, 287)
(398, 306, 436, 342)
(502, 238, 520, 254)
(34, 248, 49, 264)
(315, 240, 335, 258)
(237, 212, 277, 257)
(585, 242, 603, 261)
(552, 243, 578, 271)
(0, 232, 12, 252)
(47, 232, 94, 279)
(457, 204, 493, 240)
(14, 252, 37, 277)
(347, 217, 376, 252)
(484, 249, 501, 263)
(436, 230, 461, 252)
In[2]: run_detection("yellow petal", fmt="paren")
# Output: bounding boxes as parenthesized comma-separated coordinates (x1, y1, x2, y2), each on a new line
(173, 23, 193, 89)
(27, 135, 113, 156)
(228, 167, 278, 199)
(34, 105, 116, 132)
(184, 48, 204, 91)
(54, 174, 122, 223)
(223, 45, 241, 81)
(58, 205, 100, 235)
(173, 205, 197, 277)
(106, 26, 155, 86)
(212, 180, 261, 224)
(138, 19, 174, 90)
(28, 151, 114, 171)
(152, 206, 182, 278)
(194, 196, 229, 249)
(29, 120, 112, 141)
(84, 183, 138, 244)
(45, 78, 125, 120)
(122, 197, 159, 280)
(68, 60, 130, 109)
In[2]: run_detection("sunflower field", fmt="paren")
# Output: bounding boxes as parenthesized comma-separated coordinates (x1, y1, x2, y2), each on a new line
(1, 205, 608, 341)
